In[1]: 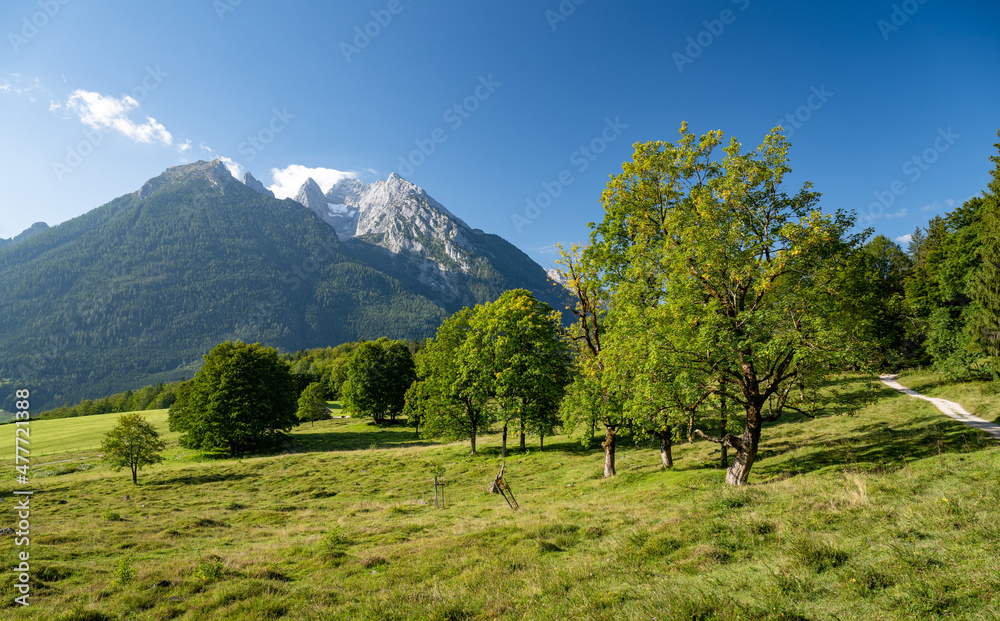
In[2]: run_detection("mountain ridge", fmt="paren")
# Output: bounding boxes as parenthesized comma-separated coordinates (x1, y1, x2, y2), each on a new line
(0, 160, 568, 411)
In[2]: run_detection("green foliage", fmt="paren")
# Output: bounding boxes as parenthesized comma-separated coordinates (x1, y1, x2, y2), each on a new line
(0, 166, 567, 412)
(559, 373, 605, 448)
(100, 412, 166, 484)
(38, 381, 181, 420)
(193, 555, 228, 581)
(837, 235, 914, 369)
(968, 130, 1000, 379)
(168, 340, 298, 457)
(111, 556, 135, 587)
(467, 289, 573, 452)
(904, 199, 985, 376)
(296, 382, 329, 426)
(341, 338, 416, 424)
(588, 123, 869, 485)
(412, 308, 491, 454)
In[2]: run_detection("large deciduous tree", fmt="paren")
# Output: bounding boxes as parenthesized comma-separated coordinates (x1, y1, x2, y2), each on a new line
(591, 124, 867, 486)
(168, 341, 299, 457)
(296, 381, 329, 427)
(410, 308, 491, 455)
(556, 244, 626, 477)
(468, 289, 572, 455)
(341, 338, 416, 424)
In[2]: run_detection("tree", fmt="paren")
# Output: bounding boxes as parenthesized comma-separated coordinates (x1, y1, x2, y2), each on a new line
(296, 382, 329, 427)
(555, 243, 625, 478)
(590, 124, 867, 486)
(168, 341, 299, 457)
(834, 235, 913, 369)
(468, 289, 572, 455)
(402, 379, 430, 437)
(101, 412, 166, 484)
(414, 308, 491, 455)
(968, 131, 1000, 379)
(341, 338, 416, 424)
(904, 201, 985, 377)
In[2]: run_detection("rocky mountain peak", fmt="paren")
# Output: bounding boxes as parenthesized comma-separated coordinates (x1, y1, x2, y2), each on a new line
(241, 171, 275, 198)
(136, 159, 237, 199)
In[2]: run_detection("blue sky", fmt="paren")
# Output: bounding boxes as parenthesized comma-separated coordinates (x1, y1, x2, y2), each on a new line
(2, 0, 998, 267)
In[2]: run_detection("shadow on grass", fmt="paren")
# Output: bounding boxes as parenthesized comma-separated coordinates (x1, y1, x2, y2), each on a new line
(149, 472, 260, 486)
(292, 427, 436, 452)
(753, 414, 993, 480)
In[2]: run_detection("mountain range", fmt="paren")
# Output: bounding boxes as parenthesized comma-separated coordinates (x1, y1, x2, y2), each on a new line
(0, 160, 566, 411)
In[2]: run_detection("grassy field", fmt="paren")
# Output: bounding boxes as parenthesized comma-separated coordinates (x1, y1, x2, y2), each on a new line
(1, 373, 999, 620)
(0, 410, 178, 463)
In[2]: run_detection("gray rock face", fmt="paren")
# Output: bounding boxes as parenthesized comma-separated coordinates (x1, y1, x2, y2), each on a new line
(137, 159, 237, 199)
(241, 171, 275, 198)
(290, 173, 483, 297)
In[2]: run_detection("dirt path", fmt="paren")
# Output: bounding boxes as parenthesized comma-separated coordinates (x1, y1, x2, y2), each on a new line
(879, 374, 1000, 442)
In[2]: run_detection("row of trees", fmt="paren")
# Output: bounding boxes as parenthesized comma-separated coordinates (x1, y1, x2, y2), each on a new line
(547, 125, 1000, 486)
(403, 289, 573, 457)
(39, 382, 181, 420)
(896, 138, 1000, 380)
(143, 128, 1000, 489)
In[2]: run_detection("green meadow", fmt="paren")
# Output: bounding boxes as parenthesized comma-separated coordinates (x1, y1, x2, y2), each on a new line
(0, 410, 176, 464)
(1, 372, 999, 620)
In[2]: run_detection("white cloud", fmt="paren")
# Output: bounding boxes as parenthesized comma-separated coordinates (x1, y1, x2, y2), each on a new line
(216, 156, 245, 180)
(177, 139, 192, 153)
(52, 89, 172, 145)
(885, 208, 907, 219)
(1, 75, 46, 99)
(269, 165, 357, 199)
(895, 234, 912, 244)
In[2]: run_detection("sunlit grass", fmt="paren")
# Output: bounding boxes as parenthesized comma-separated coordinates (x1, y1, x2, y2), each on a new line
(1, 375, 998, 620)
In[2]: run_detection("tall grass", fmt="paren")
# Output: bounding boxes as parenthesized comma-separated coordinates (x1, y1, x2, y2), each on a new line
(1, 374, 998, 620)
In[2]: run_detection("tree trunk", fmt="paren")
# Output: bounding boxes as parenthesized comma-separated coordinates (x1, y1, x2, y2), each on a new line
(602, 425, 617, 478)
(658, 426, 673, 468)
(539, 432, 544, 450)
(519, 419, 526, 451)
(687, 409, 695, 443)
(719, 391, 728, 469)
(590, 419, 596, 443)
(725, 409, 761, 486)
(501, 423, 508, 458)
(470, 421, 477, 456)
(131, 467, 138, 485)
